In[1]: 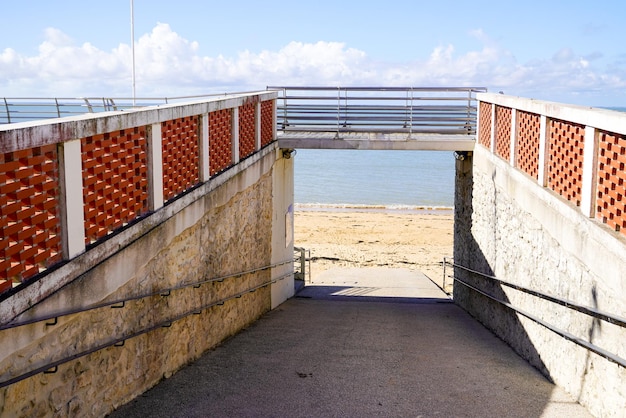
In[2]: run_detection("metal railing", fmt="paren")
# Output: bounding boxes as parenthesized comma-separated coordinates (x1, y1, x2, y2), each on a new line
(0, 259, 294, 388)
(444, 259, 626, 369)
(0, 92, 257, 124)
(267, 86, 487, 135)
(294, 247, 310, 283)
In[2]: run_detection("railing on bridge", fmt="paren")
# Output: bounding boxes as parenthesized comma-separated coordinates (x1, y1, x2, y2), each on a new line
(267, 86, 487, 136)
(0, 93, 260, 124)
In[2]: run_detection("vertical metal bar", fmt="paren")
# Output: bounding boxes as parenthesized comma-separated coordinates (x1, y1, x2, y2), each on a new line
(443, 257, 447, 290)
(54, 98, 61, 118)
(300, 247, 306, 282)
(282, 88, 287, 129)
(467, 90, 472, 134)
(336, 86, 340, 137)
(4, 98, 11, 124)
(83, 98, 93, 113)
(409, 88, 414, 137)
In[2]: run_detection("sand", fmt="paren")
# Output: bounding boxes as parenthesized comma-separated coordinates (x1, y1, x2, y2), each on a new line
(293, 209, 454, 293)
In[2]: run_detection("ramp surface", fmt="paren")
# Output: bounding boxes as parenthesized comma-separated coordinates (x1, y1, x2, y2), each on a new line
(111, 268, 591, 417)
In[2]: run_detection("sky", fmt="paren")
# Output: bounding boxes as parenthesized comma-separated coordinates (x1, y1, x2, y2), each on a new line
(1, 0, 625, 106)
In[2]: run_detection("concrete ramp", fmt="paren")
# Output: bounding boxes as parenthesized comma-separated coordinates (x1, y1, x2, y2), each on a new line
(111, 268, 591, 417)
(298, 267, 449, 302)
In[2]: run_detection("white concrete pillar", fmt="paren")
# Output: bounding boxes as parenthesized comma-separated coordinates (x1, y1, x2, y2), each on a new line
(199, 113, 210, 182)
(255, 101, 262, 151)
(510, 108, 517, 166)
(147, 123, 164, 210)
(538, 115, 549, 187)
(272, 99, 278, 139)
(232, 107, 240, 164)
(580, 126, 598, 217)
(58, 139, 86, 258)
(490, 104, 496, 153)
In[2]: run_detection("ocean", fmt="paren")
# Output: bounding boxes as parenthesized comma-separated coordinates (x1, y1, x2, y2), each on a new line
(293, 149, 456, 210)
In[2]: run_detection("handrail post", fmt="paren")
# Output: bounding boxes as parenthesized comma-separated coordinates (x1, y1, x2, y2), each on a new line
(336, 86, 340, 138)
(409, 88, 414, 137)
(282, 88, 287, 129)
(3, 98, 10, 124)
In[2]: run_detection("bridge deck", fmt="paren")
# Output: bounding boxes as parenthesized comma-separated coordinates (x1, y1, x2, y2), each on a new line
(277, 131, 476, 151)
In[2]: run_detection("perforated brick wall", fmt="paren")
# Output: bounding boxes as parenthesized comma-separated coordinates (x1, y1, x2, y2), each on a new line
(261, 100, 274, 147)
(478, 102, 492, 148)
(596, 130, 626, 234)
(238, 103, 256, 159)
(209, 109, 233, 176)
(0, 145, 62, 288)
(161, 116, 200, 202)
(547, 119, 585, 206)
(516, 111, 541, 179)
(82, 128, 149, 244)
(495, 106, 512, 160)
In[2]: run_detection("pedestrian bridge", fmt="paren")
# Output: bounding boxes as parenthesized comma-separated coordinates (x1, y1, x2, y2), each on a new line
(270, 86, 485, 151)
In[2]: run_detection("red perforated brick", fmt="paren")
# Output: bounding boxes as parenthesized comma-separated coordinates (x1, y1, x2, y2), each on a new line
(81, 127, 149, 244)
(161, 116, 200, 202)
(209, 109, 233, 176)
(261, 100, 275, 147)
(494, 106, 512, 160)
(516, 111, 541, 179)
(239, 103, 256, 159)
(0, 144, 62, 290)
(478, 102, 492, 149)
(547, 119, 585, 206)
(596, 130, 626, 234)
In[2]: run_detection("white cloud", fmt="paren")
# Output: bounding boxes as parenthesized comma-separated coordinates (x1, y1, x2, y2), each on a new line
(0, 23, 624, 105)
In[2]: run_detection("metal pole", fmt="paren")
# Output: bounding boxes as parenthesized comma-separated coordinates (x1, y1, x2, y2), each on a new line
(130, 0, 136, 106)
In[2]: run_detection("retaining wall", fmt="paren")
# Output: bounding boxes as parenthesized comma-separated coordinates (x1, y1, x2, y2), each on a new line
(454, 94, 626, 417)
(0, 93, 296, 416)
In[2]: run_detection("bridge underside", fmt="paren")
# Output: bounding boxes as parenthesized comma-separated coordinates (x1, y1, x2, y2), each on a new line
(277, 131, 476, 151)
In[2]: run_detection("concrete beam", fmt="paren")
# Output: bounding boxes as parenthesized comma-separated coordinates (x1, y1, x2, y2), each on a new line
(277, 134, 476, 151)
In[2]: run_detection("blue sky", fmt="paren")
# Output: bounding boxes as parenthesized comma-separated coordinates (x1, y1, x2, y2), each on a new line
(1, 0, 625, 106)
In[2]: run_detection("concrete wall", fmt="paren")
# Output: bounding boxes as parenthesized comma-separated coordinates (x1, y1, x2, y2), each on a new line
(455, 104, 626, 416)
(0, 93, 296, 417)
(0, 145, 294, 417)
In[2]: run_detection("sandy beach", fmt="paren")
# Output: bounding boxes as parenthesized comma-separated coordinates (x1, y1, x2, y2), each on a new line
(294, 209, 454, 293)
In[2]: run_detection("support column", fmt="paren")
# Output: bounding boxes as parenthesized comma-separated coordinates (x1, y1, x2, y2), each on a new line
(58, 139, 86, 258)
(510, 109, 517, 166)
(255, 101, 262, 151)
(232, 107, 240, 164)
(580, 126, 598, 217)
(147, 123, 164, 210)
(199, 113, 210, 182)
(537, 115, 549, 187)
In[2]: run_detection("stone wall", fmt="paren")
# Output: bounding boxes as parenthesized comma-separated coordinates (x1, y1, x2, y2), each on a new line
(0, 149, 288, 417)
(454, 146, 626, 417)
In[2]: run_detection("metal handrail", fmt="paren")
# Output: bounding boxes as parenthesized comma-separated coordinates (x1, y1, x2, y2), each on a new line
(0, 259, 293, 330)
(445, 259, 626, 368)
(0, 91, 260, 124)
(0, 270, 294, 389)
(267, 86, 487, 135)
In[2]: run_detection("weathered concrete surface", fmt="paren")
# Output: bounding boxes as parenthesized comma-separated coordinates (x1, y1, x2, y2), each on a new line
(454, 146, 626, 417)
(111, 269, 591, 418)
(0, 149, 287, 417)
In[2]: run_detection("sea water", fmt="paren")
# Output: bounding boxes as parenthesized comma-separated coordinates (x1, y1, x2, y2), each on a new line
(293, 149, 456, 210)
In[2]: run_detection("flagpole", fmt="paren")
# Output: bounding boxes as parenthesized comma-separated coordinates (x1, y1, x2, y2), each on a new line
(130, 0, 136, 106)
